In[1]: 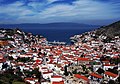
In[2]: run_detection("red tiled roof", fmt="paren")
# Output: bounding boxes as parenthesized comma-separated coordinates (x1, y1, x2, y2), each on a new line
(0, 58, 6, 63)
(43, 71, 53, 74)
(96, 55, 100, 58)
(56, 50, 62, 55)
(52, 81, 64, 84)
(35, 60, 41, 63)
(0, 56, 3, 59)
(41, 67, 48, 69)
(63, 62, 70, 65)
(52, 76, 62, 78)
(112, 52, 119, 54)
(112, 56, 119, 59)
(104, 64, 115, 66)
(60, 56, 66, 60)
(105, 71, 118, 78)
(62, 48, 69, 51)
(90, 72, 102, 78)
(77, 57, 89, 61)
(74, 74, 89, 81)
(35, 82, 40, 84)
(49, 59, 54, 64)
(83, 45, 91, 49)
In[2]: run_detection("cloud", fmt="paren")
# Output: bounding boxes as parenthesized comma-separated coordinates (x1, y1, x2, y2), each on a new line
(27, 2, 46, 11)
(0, 0, 120, 24)
(0, 1, 35, 17)
(29, 0, 120, 20)
(47, 0, 60, 3)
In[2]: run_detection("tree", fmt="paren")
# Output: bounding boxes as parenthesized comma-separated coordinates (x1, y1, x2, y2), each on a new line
(0, 69, 24, 84)
(107, 68, 118, 74)
(2, 63, 8, 70)
(72, 69, 77, 74)
(82, 65, 86, 71)
(108, 80, 117, 84)
(8, 56, 14, 60)
(117, 76, 120, 84)
(17, 57, 33, 63)
(97, 68, 104, 74)
(33, 68, 42, 83)
(64, 65, 69, 76)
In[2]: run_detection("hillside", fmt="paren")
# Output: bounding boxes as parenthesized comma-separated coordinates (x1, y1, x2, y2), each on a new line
(96, 20, 120, 38)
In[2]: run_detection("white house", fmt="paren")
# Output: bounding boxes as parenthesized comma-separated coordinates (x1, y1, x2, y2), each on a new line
(42, 71, 53, 79)
(50, 75, 63, 82)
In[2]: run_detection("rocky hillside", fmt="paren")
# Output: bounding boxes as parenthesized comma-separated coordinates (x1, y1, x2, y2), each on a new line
(96, 20, 120, 38)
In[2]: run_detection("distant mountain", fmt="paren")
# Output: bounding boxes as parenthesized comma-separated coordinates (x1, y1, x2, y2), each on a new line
(96, 20, 120, 38)
(0, 22, 100, 29)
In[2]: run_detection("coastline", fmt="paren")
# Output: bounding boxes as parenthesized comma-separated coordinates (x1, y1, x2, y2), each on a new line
(2, 28, 98, 43)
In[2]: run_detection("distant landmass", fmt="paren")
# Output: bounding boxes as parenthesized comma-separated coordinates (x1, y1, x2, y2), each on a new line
(0, 22, 100, 29)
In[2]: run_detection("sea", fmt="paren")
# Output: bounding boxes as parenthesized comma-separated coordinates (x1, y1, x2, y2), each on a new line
(0, 24, 99, 44)
(19, 28, 97, 44)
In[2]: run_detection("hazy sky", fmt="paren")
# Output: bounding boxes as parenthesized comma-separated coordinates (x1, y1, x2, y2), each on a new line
(0, 0, 120, 25)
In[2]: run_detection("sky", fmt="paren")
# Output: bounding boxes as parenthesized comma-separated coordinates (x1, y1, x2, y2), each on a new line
(0, 0, 120, 25)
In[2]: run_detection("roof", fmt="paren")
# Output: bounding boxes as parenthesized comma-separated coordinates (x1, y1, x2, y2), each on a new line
(74, 74, 89, 81)
(112, 56, 119, 59)
(52, 81, 64, 84)
(43, 71, 53, 74)
(77, 57, 89, 61)
(35, 60, 41, 63)
(51, 76, 62, 78)
(41, 67, 48, 69)
(104, 64, 115, 66)
(63, 62, 70, 65)
(0, 56, 3, 59)
(90, 72, 102, 78)
(105, 71, 118, 78)
(0, 58, 6, 63)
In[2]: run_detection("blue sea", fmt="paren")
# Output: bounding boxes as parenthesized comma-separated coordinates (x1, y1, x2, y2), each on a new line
(0, 24, 99, 43)
(19, 28, 97, 43)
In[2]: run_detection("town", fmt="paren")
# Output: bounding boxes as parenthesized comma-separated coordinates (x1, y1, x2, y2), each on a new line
(0, 28, 120, 84)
